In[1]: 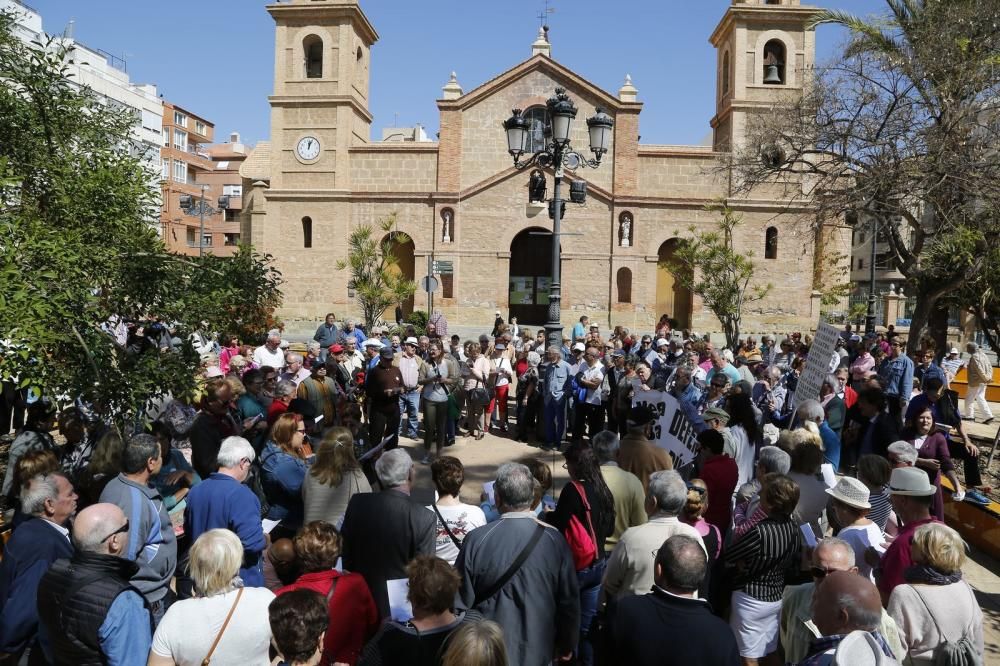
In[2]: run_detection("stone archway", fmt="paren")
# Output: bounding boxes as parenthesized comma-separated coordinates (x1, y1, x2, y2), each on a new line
(656, 239, 693, 330)
(508, 227, 558, 326)
(383, 233, 415, 318)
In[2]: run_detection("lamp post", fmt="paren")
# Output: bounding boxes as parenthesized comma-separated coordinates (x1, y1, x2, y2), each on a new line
(865, 215, 878, 335)
(178, 184, 219, 257)
(503, 88, 613, 350)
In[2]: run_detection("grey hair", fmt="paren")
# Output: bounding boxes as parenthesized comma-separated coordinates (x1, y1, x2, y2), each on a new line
(494, 462, 534, 511)
(306, 341, 321, 352)
(768, 365, 783, 381)
(217, 436, 255, 468)
(822, 374, 839, 391)
(887, 440, 918, 465)
(21, 473, 63, 516)
(815, 536, 856, 567)
(527, 351, 541, 367)
(795, 399, 826, 425)
(648, 470, 687, 516)
(375, 448, 412, 488)
(758, 446, 791, 475)
(267, 329, 282, 341)
(286, 352, 303, 364)
(123, 434, 160, 474)
(546, 345, 562, 356)
(274, 380, 296, 399)
(656, 535, 707, 593)
(966, 341, 978, 351)
(189, 529, 243, 597)
(838, 594, 882, 632)
(592, 430, 620, 463)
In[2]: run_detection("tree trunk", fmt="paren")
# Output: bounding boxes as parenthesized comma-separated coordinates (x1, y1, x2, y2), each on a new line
(905, 292, 935, 356)
(926, 302, 950, 358)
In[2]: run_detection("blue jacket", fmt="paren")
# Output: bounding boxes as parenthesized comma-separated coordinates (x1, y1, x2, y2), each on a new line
(878, 354, 914, 400)
(260, 441, 308, 526)
(819, 421, 841, 470)
(340, 327, 366, 347)
(185, 473, 267, 586)
(0, 518, 73, 653)
(543, 360, 573, 403)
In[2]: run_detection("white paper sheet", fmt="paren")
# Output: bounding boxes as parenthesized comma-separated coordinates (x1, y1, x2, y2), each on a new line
(482, 480, 496, 507)
(800, 523, 818, 548)
(262, 518, 281, 535)
(820, 463, 837, 489)
(386, 578, 413, 622)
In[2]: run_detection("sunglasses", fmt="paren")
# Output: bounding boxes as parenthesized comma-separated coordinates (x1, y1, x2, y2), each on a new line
(101, 520, 130, 544)
(810, 566, 841, 580)
(686, 484, 706, 494)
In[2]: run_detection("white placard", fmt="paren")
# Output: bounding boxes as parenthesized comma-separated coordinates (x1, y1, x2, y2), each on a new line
(820, 463, 838, 489)
(800, 523, 818, 548)
(386, 578, 413, 622)
(262, 519, 281, 535)
(793, 320, 841, 406)
(632, 389, 700, 469)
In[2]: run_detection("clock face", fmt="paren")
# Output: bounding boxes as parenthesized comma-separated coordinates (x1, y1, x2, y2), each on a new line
(296, 136, 321, 161)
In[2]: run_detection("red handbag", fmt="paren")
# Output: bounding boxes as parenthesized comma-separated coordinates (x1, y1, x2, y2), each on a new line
(563, 480, 598, 571)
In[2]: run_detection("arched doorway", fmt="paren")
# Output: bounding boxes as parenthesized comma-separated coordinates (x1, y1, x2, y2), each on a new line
(383, 233, 415, 319)
(656, 239, 693, 330)
(508, 227, 558, 325)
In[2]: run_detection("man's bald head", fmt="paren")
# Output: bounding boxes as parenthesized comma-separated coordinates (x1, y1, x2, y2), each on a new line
(811, 571, 883, 637)
(72, 503, 127, 554)
(269, 537, 296, 563)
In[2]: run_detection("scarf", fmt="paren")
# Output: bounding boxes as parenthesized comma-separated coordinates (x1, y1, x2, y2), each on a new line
(904, 564, 962, 586)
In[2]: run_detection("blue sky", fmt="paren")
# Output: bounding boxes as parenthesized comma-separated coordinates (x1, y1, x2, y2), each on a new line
(29, 0, 880, 147)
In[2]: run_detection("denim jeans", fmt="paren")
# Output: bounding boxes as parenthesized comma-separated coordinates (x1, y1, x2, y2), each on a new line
(398, 390, 420, 437)
(543, 397, 567, 448)
(576, 557, 607, 666)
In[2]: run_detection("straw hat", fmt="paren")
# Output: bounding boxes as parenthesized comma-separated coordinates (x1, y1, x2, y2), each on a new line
(825, 476, 871, 510)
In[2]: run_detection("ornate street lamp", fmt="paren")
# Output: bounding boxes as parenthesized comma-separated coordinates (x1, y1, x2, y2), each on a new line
(502, 87, 613, 349)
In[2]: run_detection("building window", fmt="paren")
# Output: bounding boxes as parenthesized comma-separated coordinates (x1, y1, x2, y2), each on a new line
(224, 233, 240, 246)
(195, 120, 207, 136)
(722, 51, 730, 95)
(202, 233, 213, 248)
(875, 252, 893, 270)
(224, 209, 238, 222)
(172, 160, 187, 183)
(763, 39, 786, 85)
(162, 129, 170, 147)
(223, 184, 243, 197)
(764, 227, 778, 259)
(524, 107, 549, 154)
(302, 216, 313, 248)
(161, 159, 170, 180)
(442, 274, 454, 299)
(616, 267, 632, 303)
(186, 227, 196, 246)
(304, 35, 323, 79)
(858, 258, 864, 270)
(173, 111, 187, 128)
(173, 129, 187, 150)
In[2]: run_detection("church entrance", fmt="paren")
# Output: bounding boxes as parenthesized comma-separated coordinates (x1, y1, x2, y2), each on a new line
(656, 238, 693, 330)
(508, 227, 557, 326)
(384, 233, 415, 319)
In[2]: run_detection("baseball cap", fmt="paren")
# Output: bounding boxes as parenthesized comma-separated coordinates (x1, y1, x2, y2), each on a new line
(656, 338, 669, 348)
(328, 344, 344, 354)
(572, 342, 586, 352)
(379, 347, 394, 359)
(702, 407, 730, 424)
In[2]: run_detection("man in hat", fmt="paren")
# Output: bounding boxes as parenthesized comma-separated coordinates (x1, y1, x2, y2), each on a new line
(940, 347, 964, 383)
(875, 467, 938, 603)
(395, 337, 425, 440)
(296, 363, 340, 430)
(362, 338, 384, 372)
(618, 404, 673, 494)
(365, 347, 404, 451)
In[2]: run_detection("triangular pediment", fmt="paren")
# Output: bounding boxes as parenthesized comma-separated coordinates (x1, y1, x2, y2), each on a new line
(438, 54, 636, 112)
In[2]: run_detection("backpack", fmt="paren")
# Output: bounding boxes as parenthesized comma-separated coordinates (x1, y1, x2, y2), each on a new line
(912, 585, 983, 666)
(562, 480, 598, 571)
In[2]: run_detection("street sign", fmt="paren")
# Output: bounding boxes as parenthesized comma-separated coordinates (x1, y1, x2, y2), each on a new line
(433, 260, 454, 274)
(421, 275, 439, 292)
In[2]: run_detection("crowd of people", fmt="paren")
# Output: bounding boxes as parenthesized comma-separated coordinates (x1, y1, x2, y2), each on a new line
(0, 311, 991, 665)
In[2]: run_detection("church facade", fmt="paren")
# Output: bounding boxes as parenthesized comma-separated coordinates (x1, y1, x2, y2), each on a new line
(241, 0, 849, 334)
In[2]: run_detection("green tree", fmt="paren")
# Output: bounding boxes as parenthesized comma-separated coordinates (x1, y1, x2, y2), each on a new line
(663, 204, 771, 351)
(335, 213, 416, 332)
(730, 0, 1000, 354)
(0, 13, 282, 431)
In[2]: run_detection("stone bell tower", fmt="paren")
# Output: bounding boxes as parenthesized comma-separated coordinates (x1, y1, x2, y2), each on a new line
(266, 0, 378, 191)
(708, 0, 817, 152)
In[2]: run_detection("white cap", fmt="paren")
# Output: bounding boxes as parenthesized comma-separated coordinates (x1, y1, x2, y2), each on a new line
(363, 338, 384, 349)
(656, 338, 669, 348)
(572, 342, 586, 351)
(405, 337, 419, 345)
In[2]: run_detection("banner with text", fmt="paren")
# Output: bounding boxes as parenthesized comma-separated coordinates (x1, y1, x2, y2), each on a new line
(793, 320, 841, 406)
(632, 388, 700, 471)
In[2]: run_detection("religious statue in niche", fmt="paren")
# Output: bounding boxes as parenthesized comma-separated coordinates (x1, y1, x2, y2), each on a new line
(442, 209, 452, 243)
(528, 169, 547, 203)
(619, 212, 632, 247)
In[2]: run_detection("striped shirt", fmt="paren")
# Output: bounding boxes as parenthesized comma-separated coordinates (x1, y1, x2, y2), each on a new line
(725, 516, 800, 602)
(868, 485, 892, 532)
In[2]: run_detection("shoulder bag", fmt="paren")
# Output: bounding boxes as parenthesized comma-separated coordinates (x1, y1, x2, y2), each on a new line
(432, 502, 463, 549)
(911, 585, 982, 666)
(202, 587, 243, 665)
(472, 524, 545, 608)
(563, 480, 598, 571)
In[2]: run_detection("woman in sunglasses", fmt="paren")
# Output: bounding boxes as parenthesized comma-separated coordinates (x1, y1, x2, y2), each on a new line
(260, 414, 312, 539)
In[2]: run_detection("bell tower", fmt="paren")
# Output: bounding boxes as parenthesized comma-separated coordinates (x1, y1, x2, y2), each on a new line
(266, 0, 378, 191)
(709, 0, 817, 152)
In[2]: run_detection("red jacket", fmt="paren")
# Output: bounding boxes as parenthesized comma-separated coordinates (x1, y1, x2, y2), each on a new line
(277, 570, 379, 665)
(700, 454, 739, 532)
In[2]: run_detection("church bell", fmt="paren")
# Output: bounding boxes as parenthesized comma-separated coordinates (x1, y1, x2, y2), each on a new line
(763, 63, 782, 84)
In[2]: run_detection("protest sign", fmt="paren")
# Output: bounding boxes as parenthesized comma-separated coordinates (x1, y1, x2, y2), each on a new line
(793, 320, 841, 406)
(632, 389, 700, 470)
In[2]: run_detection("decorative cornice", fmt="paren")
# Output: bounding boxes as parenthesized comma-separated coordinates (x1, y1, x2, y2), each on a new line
(268, 95, 374, 123)
(709, 4, 820, 47)
(266, 2, 379, 45)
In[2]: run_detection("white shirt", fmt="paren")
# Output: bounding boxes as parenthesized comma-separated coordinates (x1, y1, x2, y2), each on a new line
(493, 356, 513, 387)
(582, 362, 606, 405)
(253, 344, 285, 371)
(427, 502, 487, 565)
(838, 522, 885, 582)
(151, 587, 275, 666)
(279, 367, 311, 387)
